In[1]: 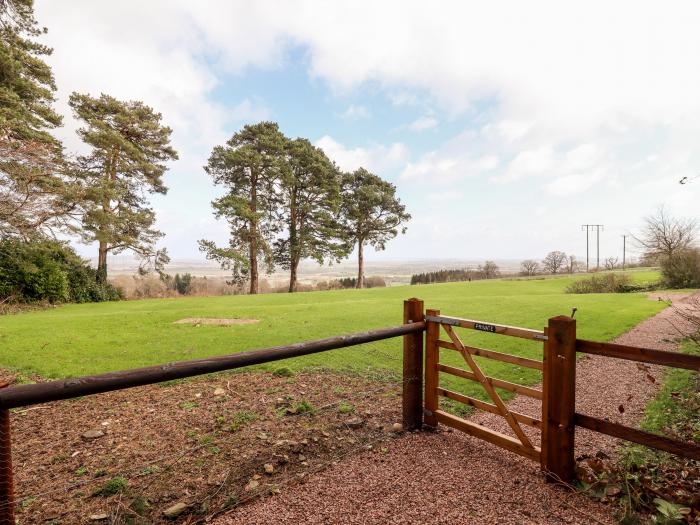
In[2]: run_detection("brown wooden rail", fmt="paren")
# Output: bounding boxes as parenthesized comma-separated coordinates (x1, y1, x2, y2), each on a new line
(577, 339, 700, 371)
(424, 314, 547, 341)
(0, 322, 425, 410)
(575, 413, 700, 461)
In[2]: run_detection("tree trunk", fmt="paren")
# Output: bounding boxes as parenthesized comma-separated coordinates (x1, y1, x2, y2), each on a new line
(289, 260, 298, 293)
(356, 240, 365, 289)
(96, 146, 119, 285)
(96, 241, 108, 283)
(288, 190, 298, 293)
(249, 249, 258, 295)
(249, 174, 259, 295)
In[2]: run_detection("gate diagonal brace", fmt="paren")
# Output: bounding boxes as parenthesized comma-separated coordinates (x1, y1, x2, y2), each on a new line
(442, 324, 535, 450)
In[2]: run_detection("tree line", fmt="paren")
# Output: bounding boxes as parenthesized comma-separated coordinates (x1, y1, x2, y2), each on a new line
(411, 262, 500, 285)
(0, 1, 410, 302)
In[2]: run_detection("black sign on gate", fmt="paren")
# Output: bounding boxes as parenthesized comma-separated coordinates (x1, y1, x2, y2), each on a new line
(473, 322, 497, 333)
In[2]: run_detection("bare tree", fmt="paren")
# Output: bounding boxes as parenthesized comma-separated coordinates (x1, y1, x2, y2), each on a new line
(480, 260, 500, 279)
(566, 254, 580, 274)
(604, 256, 619, 270)
(633, 206, 698, 262)
(542, 250, 567, 274)
(520, 259, 539, 276)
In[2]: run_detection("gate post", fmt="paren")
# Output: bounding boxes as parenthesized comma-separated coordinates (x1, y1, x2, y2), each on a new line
(402, 298, 425, 430)
(423, 308, 440, 428)
(0, 382, 15, 525)
(542, 316, 577, 483)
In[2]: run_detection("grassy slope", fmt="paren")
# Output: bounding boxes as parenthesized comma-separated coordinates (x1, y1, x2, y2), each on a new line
(636, 340, 700, 448)
(0, 271, 665, 402)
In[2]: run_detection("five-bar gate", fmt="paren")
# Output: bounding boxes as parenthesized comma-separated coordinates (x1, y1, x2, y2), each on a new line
(398, 298, 700, 485)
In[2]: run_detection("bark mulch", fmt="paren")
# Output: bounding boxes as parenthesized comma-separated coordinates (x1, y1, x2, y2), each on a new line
(3, 369, 405, 524)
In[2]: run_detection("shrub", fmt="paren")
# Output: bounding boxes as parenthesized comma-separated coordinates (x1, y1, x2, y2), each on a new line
(565, 273, 633, 294)
(660, 248, 700, 289)
(0, 238, 121, 304)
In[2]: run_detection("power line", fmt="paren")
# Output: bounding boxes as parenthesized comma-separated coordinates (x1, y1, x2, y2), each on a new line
(581, 225, 604, 271)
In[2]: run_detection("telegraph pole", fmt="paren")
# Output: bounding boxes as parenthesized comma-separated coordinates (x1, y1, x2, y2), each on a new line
(622, 235, 627, 271)
(582, 225, 604, 271)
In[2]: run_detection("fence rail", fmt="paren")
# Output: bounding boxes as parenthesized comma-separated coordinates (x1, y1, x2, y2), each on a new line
(0, 322, 425, 410)
(576, 339, 700, 371)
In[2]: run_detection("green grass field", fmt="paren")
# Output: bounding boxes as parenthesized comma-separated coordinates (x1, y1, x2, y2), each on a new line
(0, 270, 667, 403)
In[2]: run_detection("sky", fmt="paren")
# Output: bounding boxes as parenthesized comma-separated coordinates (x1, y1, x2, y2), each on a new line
(34, 0, 700, 265)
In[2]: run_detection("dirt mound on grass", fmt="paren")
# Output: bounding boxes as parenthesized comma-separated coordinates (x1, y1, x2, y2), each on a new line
(173, 318, 259, 326)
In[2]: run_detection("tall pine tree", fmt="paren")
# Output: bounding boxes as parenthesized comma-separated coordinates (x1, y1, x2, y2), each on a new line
(275, 138, 346, 292)
(0, 0, 80, 238)
(198, 122, 286, 294)
(339, 168, 410, 288)
(70, 93, 178, 282)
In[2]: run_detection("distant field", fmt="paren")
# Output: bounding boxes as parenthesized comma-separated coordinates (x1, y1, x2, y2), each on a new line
(0, 270, 667, 403)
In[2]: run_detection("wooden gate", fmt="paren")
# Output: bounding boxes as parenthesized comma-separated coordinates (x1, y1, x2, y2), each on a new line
(423, 309, 553, 465)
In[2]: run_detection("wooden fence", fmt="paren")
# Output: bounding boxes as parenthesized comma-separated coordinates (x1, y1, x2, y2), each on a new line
(0, 297, 698, 523)
(409, 299, 700, 486)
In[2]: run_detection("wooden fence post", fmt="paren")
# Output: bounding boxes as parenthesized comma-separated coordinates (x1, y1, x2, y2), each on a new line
(423, 308, 440, 428)
(402, 298, 425, 430)
(542, 316, 577, 483)
(0, 382, 15, 525)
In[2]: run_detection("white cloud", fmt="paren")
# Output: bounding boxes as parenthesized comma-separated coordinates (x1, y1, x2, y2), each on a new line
(495, 147, 555, 183)
(315, 135, 409, 173)
(401, 152, 498, 183)
(339, 104, 371, 120)
(408, 115, 438, 132)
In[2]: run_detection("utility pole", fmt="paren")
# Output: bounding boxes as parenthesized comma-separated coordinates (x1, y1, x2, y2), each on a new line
(581, 225, 604, 271)
(622, 235, 627, 271)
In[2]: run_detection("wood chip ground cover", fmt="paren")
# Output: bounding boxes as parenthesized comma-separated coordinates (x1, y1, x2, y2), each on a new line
(3, 370, 404, 524)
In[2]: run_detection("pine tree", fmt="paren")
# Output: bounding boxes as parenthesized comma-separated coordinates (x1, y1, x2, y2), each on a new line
(69, 93, 178, 282)
(339, 168, 410, 288)
(198, 122, 286, 294)
(275, 138, 346, 292)
(0, 0, 80, 238)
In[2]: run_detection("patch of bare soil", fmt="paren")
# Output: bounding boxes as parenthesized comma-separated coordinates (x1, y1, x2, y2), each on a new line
(173, 318, 259, 326)
(2, 369, 404, 524)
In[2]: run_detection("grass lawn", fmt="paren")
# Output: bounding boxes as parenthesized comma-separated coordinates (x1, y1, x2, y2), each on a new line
(0, 270, 666, 404)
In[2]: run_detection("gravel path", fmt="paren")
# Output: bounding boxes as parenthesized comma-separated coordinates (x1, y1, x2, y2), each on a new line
(216, 292, 699, 525)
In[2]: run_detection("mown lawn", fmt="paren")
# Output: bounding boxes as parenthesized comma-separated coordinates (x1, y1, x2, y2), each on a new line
(0, 270, 666, 403)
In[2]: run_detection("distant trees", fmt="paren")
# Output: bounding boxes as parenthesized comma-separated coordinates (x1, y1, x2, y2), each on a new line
(339, 169, 410, 288)
(480, 260, 500, 279)
(542, 251, 567, 274)
(411, 263, 499, 285)
(566, 254, 580, 274)
(412, 268, 474, 285)
(604, 256, 619, 270)
(520, 259, 539, 276)
(70, 93, 178, 282)
(634, 206, 697, 263)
